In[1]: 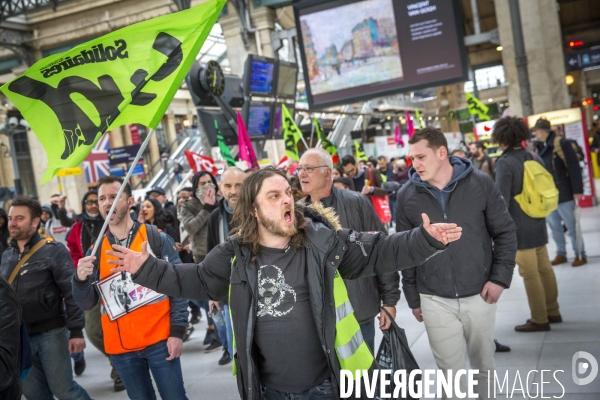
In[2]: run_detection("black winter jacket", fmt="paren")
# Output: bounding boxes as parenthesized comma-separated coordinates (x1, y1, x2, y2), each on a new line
(0, 233, 84, 338)
(494, 147, 548, 250)
(299, 187, 400, 323)
(535, 131, 584, 203)
(396, 158, 517, 309)
(0, 277, 21, 400)
(130, 205, 446, 400)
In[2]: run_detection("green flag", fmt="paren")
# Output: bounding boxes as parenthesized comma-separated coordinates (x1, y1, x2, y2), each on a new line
(354, 140, 367, 162)
(282, 104, 302, 161)
(0, 0, 226, 183)
(415, 109, 424, 129)
(465, 93, 491, 121)
(215, 120, 236, 167)
(314, 117, 339, 165)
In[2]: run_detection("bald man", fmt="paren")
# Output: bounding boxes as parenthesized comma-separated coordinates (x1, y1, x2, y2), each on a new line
(206, 167, 246, 365)
(297, 149, 400, 352)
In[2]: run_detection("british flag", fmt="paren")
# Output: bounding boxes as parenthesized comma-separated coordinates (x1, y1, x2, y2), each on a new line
(83, 134, 111, 183)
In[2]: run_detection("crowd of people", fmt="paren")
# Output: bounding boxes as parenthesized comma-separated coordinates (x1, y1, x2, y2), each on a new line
(0, 117, 589, 400)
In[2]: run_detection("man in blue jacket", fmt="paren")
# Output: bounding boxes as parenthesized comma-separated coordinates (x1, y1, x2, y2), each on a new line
(396, 128, 517, 400)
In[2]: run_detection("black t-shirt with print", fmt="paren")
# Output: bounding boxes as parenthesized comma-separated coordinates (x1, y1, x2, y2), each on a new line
(253, 245, 329, 393)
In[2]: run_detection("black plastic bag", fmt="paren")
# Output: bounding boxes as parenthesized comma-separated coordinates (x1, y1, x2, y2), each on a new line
(375, 308, 421, 399)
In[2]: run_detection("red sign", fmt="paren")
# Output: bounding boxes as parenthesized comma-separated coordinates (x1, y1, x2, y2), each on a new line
(130, 124, 141, 145)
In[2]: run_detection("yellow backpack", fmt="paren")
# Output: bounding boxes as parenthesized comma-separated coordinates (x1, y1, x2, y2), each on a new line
(514, 159, 559, 218)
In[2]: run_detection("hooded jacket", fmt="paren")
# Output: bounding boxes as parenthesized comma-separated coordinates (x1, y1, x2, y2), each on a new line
(129, 204, 446, 400)
(0, 232, 85, 338)
(65, 190, 104, 267)
(179, 171, 219, 261)
(298, 187, 400, 323)
(396, 156, 517, 309)
(42, 204, 71, 245)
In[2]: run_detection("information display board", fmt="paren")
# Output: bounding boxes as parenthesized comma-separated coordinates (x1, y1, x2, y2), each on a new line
(294, 0, 467, 109)
(246, 101, 273, 138)
(244, 55, 276, 97)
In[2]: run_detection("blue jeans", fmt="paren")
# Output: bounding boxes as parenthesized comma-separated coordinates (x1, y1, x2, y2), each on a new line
(214, 304, 233, 356)
(110, 340, 187, 400)
(190, 299, 214, 326)
(70, 352, 83, 363)
(546, 200, 586, 258)
(264, 379, 335, 400)
(359, 319, 375, 354)
(22, 327, 91, 400)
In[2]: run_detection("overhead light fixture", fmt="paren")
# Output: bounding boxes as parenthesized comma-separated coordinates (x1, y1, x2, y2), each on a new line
(428, 116, 432, 120)
(496, 46, 503, 51)
(488, 98, 493, 103)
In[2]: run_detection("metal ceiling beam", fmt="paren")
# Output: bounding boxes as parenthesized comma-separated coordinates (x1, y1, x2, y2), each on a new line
(0, 0, 69, 21)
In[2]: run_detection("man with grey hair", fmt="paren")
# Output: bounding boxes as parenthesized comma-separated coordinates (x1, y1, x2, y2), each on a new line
(297, 149, 400, 351)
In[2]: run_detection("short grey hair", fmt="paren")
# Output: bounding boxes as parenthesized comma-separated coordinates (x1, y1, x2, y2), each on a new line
(303, 148, 333, 169)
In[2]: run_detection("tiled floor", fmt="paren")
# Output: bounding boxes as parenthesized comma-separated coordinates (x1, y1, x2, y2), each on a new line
(69, 207, 600, 399)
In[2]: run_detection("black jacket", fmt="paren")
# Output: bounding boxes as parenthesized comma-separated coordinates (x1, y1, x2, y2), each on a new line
(299, 187, 400, 323)
(0, 277, 21, 400)
(396, 157, 517, 309)
(494, 147, 548, 250)
(0, 209, 9, 256)
(130, 205, 446, 400)
(0, 233, 84, 338)
(535, 131, 584, 203)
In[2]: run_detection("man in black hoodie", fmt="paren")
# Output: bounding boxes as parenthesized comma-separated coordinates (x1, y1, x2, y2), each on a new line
(396, 128, 517, 399)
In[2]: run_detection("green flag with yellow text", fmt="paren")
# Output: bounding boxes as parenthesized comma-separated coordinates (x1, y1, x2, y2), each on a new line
(465, 93, 491, 121)
(314, 118, 339, 166)
(282, 104, 302, 161)
(0, 0, 226, 182)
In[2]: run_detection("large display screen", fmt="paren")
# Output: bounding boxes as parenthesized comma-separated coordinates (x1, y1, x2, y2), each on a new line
(247, 102, 273, 137)
(247, 57, 275, 96)
(295, 0, 468, 109)
(276, 62, 299, 99)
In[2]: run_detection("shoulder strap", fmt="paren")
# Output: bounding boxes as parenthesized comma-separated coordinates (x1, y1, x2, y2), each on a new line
(553, 135, 567, 166)
(8, 240, 47, 285)
(145, 224, 162, 259)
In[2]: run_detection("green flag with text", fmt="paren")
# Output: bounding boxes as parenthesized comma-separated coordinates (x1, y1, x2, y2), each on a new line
(465, 93, 491, 121)
(282, 104, 302, 161)
(314, 118, 339, 165)
(0, 0, 226, 182)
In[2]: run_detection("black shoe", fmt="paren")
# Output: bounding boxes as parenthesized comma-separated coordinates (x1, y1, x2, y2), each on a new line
(190, 313, 201, 325)
(203, 328, 216, 345)
(183, 324, 194, 342)
(218, 350, 232, 365)
(74, 356, 86, 376)
(494, 340, 511, 353)
(114, 376, 126, 392)
(205, 339, 223, 353)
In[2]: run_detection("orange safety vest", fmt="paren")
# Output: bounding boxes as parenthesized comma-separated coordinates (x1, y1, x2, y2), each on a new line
(99, 224, 171, 355)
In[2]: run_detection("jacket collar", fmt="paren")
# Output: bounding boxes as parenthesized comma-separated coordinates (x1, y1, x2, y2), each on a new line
(10, 231, 44, 253)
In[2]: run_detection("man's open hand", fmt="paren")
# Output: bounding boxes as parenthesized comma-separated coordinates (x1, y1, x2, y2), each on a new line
(107, 242, 150, 275)
(422, 213, 462, 245)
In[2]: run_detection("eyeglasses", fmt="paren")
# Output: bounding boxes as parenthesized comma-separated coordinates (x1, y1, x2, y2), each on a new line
(296, 165, 329, 174)
(84, 200, 98, 205)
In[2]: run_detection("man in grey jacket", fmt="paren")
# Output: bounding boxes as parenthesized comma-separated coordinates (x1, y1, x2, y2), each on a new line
(298, 149, 400, 351)
(396, 128, 517, 400)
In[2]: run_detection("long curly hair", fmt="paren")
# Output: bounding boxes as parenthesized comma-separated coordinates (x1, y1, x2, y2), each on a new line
(230, 167, 307, 259)
(144, 198, 172, 231)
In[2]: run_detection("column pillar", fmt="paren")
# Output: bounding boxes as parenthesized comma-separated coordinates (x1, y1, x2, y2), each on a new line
(435, 84, 461, 133)
(495, 0, 570, 116)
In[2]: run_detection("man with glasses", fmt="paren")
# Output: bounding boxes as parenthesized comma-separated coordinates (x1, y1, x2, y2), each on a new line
(341, 155, 388, 197)
(298, 149, 400, 351)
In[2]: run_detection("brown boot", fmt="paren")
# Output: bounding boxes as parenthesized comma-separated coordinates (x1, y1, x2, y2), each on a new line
(572, 256, 587, 267)
(551, 255, 567, 265)
(515, 320, 551, 332)
(548, 315, 563, 323)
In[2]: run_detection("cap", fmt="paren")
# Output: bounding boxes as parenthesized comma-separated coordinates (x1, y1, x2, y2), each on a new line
(41, 204, 52, 214)
(146, 186, 166, 196)
(333, 177, 352, 189)
(531, 118, 551, 132)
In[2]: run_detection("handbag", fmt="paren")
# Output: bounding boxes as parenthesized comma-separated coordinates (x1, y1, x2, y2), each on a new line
(376, 307, 421, 399)
(367, 169, 392, 223)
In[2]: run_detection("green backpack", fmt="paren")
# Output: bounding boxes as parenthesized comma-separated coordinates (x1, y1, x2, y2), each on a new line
(514, 158, 559, 218)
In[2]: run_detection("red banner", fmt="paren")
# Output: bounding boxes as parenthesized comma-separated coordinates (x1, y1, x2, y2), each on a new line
(184, 150, 218, 176)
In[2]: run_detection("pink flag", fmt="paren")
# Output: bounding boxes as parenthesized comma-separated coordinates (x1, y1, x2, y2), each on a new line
(237, 112, 259, 169)
(405, 110, 414, 138)
(394, 124, 404, 147)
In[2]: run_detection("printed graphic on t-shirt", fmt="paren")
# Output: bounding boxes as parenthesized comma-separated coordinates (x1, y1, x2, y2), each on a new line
(257, 264, 296, 317)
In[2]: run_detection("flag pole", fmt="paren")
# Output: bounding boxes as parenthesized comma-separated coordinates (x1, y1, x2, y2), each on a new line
(90, 128, 156, 258)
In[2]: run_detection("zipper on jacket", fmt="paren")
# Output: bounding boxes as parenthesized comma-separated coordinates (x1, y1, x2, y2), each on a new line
(443, 212, 459, 298)
(348, 231, 367, 256)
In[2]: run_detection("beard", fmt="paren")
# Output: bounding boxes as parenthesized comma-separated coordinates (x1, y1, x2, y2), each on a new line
(10, 225, 35, 241)
(102, 204, 128, 226)
(257, 206, 296, 238)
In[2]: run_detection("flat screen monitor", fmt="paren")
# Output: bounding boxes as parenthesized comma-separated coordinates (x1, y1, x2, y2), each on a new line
(276, 61, 299, 99)
(246, 101, 273, 138)
(245, 55, 276, 97)
(272, 103, 296, 139)
(294, 0, 468, 109)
